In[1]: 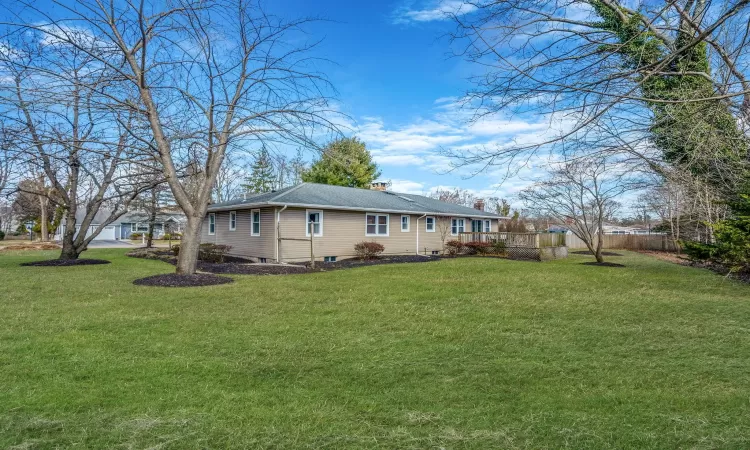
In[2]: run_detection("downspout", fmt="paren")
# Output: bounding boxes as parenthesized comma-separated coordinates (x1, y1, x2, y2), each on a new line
(276, 205, 288, 263)
(416, 214, 427, 255)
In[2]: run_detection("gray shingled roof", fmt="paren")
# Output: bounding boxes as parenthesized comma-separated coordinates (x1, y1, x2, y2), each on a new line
(73, 208, 186, 225)
(207, 183, 505, 219)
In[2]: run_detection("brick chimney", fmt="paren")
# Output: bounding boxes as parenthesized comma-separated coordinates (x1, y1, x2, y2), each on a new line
(370, 182, 388, 191)
(473, 198, 485, 211)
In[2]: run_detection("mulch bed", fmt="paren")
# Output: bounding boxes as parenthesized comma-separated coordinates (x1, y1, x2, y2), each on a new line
(305, 255, 439, 271)
(133, 273, 234, 287)
(127, 248, 441, 275)
(571, 250, 624, 257)
(20, 259, 111, 267)
(200, 262, 310, 275)
(581, 261, 626, 268)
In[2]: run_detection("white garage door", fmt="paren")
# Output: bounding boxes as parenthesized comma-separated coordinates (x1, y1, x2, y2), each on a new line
(76, 225, 117, 240)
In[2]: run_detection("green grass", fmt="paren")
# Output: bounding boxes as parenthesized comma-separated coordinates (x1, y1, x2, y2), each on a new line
(1, 250, 749, 449)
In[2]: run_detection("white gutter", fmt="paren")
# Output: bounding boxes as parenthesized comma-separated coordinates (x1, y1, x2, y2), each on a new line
(275, 205, 288, 262)
(209, 201, 506, 220)
(416, 214, 427, 255)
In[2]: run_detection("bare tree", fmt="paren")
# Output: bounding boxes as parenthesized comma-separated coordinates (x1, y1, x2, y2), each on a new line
(435, 215, 453, 252)
(0, 122, 15, 197)
(429, 187, 478, 208)
(445, 0, 750, 217)
(518, 157, 641, 263)
(10, 0, 339, 273)
(213, 150, 247, 203)
(0, 31, 158, 259)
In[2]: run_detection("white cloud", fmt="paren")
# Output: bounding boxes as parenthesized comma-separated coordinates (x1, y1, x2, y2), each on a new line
(373, 154, 425, 166)
(384, 179, 426, 194)
(467, 119, 550, 136)
(393, 1, 477, 24)
(350, 98, 561, 179)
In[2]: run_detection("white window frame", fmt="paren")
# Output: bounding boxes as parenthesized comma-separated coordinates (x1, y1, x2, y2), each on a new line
(251, 209, 261, 236)
(305, 209, 323, 237)
(451, 218, 465, 236)
(484, 219, 491, 232)
(365, 213, 389, 237)
(208, 213, 216, 235)
(425, 216, 435, 232)
(229, 211, 237, 231)
(400, 215, 410, 232)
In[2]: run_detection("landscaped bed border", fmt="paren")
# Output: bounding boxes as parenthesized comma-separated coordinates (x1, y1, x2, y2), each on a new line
(133, 273, 234, 287)
(20, 259, 111, 267)
(126, 248, 443, 275)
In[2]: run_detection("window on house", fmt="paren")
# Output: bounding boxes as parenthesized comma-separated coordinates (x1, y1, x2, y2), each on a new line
(324, 256, 337, 262)
(229, 211, 237, 231)
(431, 250, 440, 255)
(133, 223, 150, 232)
(425, 216, 435, 232)
(306, 210, 322, 237)
(366, 213, 389, 236)
(471, 219, 483, 233)
(451, 218, 465, 235)
(208, 213, 215, 235)
(401, 215, 410, 232)
(484, 220, 491, 232)
(251, 209, 261, 236)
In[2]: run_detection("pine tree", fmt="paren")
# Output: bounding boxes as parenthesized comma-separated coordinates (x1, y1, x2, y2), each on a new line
(243, 149, 277, 193)
(301, 137, 380, 188)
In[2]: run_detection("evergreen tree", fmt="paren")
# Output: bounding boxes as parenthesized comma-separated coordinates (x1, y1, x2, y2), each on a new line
(301, 137, 380, 188)
(243, 149, 277, 193)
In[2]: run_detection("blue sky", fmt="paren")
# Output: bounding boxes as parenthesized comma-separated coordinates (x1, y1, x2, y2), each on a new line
(7, 0, 551, 203)
(266, 0, 552, 201)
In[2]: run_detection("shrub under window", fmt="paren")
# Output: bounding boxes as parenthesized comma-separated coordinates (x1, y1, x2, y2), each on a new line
(354, 241, 385, 259)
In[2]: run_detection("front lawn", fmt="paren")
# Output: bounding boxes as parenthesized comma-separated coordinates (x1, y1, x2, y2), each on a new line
(1, 250, 749, 448)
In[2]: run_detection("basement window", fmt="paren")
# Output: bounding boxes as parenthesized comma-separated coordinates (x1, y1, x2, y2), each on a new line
(324, 256, 337, 262)
(432, 250, 440, 255)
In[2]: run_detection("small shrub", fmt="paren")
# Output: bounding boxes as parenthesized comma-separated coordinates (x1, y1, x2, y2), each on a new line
(0, 230, 5, 241)
(464, 241, 492, 255)
(445, 240, 465, 256)
(354, 241, 385, 260)
(163, 233, 172, 240)
(172, 233, 182, 240)
(682, 240, 714, 261)
(199, 243, 232, 263)
(490, 240, 507, 256)
(130, 232, 143, 240)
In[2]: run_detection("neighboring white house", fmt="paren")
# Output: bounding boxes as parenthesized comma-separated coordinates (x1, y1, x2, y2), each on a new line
(56, 208, 187, 241)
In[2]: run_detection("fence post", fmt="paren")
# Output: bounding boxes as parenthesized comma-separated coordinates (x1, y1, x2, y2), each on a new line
(310, 222, 315, 269)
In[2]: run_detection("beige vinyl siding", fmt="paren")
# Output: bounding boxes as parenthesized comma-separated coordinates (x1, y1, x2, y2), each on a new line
(278, 208, 498, 262)
(201, 207, 276, 260)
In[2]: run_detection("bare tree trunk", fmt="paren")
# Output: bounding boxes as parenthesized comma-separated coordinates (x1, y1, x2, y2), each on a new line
(176, 216, 202, 274)
(146, 189, 157, 248)
(38, 195, 48, 242)
(59, 240, 81, 260)
(59, 208, 79, 260)
(594, 231, 605, 263)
